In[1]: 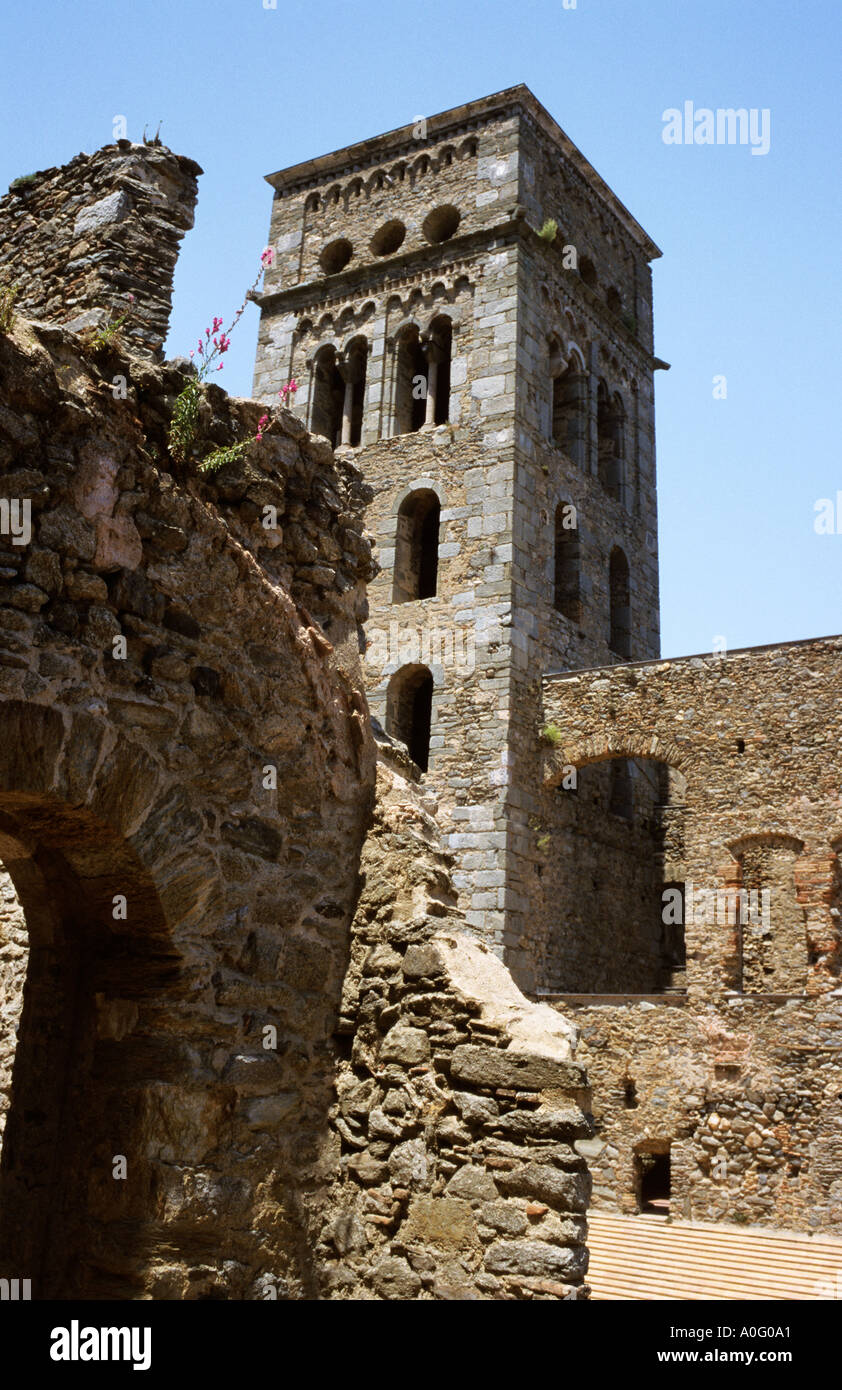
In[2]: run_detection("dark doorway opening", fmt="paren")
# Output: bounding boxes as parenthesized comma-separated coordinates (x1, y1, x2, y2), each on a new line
(637, 1148, 671, 1216)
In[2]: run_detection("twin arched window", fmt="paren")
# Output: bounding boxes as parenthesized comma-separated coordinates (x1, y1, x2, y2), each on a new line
(310, 339, 367, 447)
(393, 316, 452, 435)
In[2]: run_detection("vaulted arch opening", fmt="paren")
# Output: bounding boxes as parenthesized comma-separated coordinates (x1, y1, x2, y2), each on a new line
(549, 346, 587, 465)
(598, 382, 626, 503)
(0, 794, 178, 1299)
(393, 490, 441, 603)
(340, 337, 367, 447)
(425, 315, 453, 426)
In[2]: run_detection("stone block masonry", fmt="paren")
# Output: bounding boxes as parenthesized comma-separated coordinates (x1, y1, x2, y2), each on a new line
(538, 639, 842, 1235)
(0, 142, 201, 359)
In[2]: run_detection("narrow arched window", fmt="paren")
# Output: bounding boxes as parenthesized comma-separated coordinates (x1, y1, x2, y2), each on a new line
(598, 382, 626, 503)
(386, 664, 434, 771)
(393, 489, 440, 602)
(393, 327, 427, 435)
(609, 546, 631, 657)
(425, 315, 452, 425)
(550, 352, 587, 465)
(339, 337, 367, 447)
(553, 504, 580, 620)
(310, 345, 344, 446)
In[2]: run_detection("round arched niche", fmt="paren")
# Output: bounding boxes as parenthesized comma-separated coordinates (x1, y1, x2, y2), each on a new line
(319, 238, 353, 275)
(422, 205, 461, 245)
(370, 220, 406, 257)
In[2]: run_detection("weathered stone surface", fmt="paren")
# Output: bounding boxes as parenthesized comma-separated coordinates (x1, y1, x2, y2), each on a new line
(450, 1045, 587, 1093)
(484, 1238, 588, 1280)
(0, 142, 201, 359)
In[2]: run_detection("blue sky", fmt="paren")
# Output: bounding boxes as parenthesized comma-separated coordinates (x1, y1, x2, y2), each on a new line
(3, 0, 840, 657)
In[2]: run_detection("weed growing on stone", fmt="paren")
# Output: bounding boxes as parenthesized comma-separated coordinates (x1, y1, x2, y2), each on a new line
(540, 722, 564, 746)
(84, 293, 135, 354)
(538, 218, 558, 242)
(8, 173, 37, 193)
(170, 249, 279, 468)
(0, 281, 20, 335)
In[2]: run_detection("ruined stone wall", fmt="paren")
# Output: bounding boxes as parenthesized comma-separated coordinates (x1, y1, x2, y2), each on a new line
(312, 758, 592, 1298)
(0, 143, 201, 358)
(537, 639, 842, 1235)
(0, 313, 378, 1297)
(559, 996, 842, 1235)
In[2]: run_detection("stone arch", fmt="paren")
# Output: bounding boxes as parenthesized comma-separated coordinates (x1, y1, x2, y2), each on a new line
(548, 339, 587, 463)
(0, 700, 220, 1298)
(544, 736, 691, 788)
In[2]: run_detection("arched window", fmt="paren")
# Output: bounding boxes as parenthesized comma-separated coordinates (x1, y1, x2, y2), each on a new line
(425, 315, 452, 426)
(393, 489, 441, 602)
(393, 327, 428, 435)
(553, 504, 580, 620)
(310, 345, 344, 446)
(386, 664, 434, 771)
(549, 345, 587, 465)
(598, 382, 625, 502)
(338, 337, 367, 447)
(609, 546, 631, 657)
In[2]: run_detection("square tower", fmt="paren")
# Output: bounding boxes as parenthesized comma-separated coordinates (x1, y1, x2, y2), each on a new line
(253, 86, 663, 990)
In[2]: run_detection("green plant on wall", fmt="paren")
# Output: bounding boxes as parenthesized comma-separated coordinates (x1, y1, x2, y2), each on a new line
(0, 281, 20, 335)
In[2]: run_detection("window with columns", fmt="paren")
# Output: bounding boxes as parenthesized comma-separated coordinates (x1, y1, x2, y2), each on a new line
(310, 341, 367, 447)
(548, 342, 587, 466)
(392, 317, 452, 436)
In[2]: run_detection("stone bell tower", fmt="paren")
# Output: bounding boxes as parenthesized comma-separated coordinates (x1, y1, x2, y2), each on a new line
(253, 85, 664, 990)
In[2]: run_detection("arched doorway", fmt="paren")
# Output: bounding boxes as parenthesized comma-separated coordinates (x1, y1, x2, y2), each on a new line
(0, 792, 177, 1298)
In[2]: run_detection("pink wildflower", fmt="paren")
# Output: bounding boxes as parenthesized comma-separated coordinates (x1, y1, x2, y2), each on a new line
(261, 247, 275, 269)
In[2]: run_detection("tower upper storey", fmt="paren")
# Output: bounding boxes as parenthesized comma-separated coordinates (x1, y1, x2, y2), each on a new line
(254, 85, 662, 398)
